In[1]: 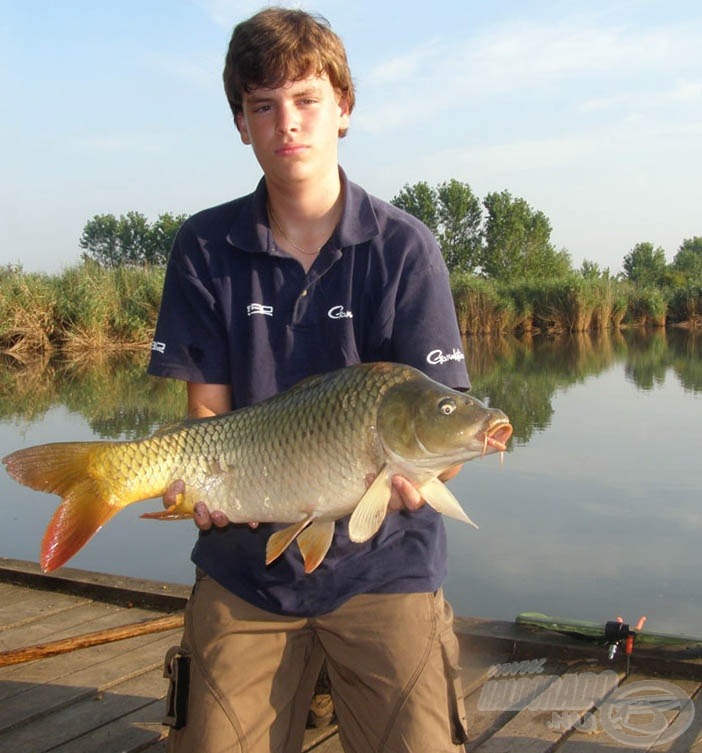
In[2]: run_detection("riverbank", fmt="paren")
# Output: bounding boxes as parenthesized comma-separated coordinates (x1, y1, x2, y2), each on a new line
(2, 263, 700, 357)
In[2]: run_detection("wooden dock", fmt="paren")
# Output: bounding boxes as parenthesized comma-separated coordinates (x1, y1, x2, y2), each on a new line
(1, 557, 701, 752)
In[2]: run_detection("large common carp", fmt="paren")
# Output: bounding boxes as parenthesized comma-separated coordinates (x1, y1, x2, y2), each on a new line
(3, 362, 512, 574)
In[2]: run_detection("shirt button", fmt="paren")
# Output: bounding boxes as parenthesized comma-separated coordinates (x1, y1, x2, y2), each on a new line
(300, 289, 308, 297)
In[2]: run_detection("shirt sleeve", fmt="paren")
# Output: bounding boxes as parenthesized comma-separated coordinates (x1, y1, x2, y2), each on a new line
(390, 231, 471, 391)
(147, 221, 231, 385)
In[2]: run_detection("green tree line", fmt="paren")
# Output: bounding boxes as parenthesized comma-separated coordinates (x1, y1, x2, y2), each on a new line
(80, 211, 187, 267)
(78, 185, 700, 292)
(391, 179, 702, 287)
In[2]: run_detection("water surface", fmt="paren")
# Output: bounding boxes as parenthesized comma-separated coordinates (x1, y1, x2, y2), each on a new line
(1, 330, 700, 635)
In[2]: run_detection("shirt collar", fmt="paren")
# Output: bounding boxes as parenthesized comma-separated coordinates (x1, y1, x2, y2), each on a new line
(226, 168, 380, 254)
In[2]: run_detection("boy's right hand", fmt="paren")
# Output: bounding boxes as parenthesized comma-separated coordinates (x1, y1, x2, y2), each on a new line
(163, 480, 254, 530)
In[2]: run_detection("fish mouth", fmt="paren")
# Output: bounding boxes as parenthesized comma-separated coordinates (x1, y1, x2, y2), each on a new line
(480, 421, 513, 455)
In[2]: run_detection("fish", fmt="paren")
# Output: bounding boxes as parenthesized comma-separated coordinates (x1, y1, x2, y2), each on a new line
(2, 362, 512, 574)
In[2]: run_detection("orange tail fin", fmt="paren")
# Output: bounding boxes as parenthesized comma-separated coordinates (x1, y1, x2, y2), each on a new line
(4, 442, 126, 572)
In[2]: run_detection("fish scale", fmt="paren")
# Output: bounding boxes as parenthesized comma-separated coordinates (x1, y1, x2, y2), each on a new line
(3, 362, 513, 573)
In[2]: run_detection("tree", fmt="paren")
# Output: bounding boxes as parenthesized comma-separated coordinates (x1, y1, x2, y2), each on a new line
(580, 259, 601, 279)
(149, 213, 188, 265)
(622, 242, 667, 287)
(80, 211, 187, 267)
(671, 236, 702, 282)
(391, 181, 438, 236)
(391, 179, 482, 272)
(435, 179, 483, 273)
(79, 214, 121, 267)
(481, 190, 570, 280)
(117, 211, 153, 265)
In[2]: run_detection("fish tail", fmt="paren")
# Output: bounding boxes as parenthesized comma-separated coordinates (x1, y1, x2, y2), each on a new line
(3, 441, 165, 572)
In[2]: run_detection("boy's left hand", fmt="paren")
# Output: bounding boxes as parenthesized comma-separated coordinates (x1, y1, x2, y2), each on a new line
(387, 466, 463, 512)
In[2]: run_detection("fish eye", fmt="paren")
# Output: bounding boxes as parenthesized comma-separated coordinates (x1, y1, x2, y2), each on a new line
(439, 398, 456, 415)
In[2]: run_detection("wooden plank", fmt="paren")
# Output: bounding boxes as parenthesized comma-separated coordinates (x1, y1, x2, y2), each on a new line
(0, 586, 88, 631)
(0, 631, 179, 733)
(302, 724, 340, 752)
(558, 672, 700, 752)
(0, 614, 183, 667)
(0, 665, 169, 753)
(141, 740, 167, 752)
(0, 625, 178, 688)
(48, 697, 168, 753)
(0, 601, 160, 652)
(665, 690, 702, 752)
(306, 732, 345, 752)
(0, 558, 191, 611)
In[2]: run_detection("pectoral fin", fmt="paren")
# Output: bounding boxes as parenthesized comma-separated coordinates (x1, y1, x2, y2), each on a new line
(419, 477, 479, 529)
(348, 466, 392, 543)
(266, 516, 314, 566)
(296, 520, 335, 573)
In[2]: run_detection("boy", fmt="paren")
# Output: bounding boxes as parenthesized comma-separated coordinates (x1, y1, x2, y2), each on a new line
(148, 8, 470, 752)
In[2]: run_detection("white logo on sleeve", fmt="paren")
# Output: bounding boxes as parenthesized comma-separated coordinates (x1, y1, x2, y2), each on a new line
(328, 305, 353, 319)
(151, 341, 166, 354)
(247, 303, 274, 317)
(427, 348, 465, 365)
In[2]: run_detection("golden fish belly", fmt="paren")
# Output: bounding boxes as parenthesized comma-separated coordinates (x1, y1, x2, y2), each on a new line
(149, 365, 394, 522)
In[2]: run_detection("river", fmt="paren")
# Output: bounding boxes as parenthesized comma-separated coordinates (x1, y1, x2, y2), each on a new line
(1, 328, 700, 636)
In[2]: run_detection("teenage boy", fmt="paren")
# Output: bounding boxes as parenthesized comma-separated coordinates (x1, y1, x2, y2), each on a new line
(148, 8, 471, 753)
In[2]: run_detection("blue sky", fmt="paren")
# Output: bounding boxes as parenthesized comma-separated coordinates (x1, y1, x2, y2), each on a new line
(1, 0, 700, 274)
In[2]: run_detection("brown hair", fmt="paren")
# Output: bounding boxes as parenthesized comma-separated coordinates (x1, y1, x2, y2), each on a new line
(223, 8, 355, 136)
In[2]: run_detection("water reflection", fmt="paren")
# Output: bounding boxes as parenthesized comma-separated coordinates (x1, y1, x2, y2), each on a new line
(1, 328, 699, 439)
(0, 352, 185, 437)
(465, 328, 701, 444)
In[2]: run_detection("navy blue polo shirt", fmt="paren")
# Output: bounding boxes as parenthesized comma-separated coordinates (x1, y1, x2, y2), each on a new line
(148, 170, 470, 616)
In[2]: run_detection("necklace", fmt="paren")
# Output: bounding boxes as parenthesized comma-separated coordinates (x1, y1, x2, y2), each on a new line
(268, 206, 321, 256)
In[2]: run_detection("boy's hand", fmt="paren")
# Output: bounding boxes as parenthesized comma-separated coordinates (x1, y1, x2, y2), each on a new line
(162, 480, 256, 530)
(388, 466, 463, 512)
(388, 475, 424, 511)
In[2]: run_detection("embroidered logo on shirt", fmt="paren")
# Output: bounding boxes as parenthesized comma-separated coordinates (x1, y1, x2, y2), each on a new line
(328, 305, 353, 319)
(247, 303, 274, 317)
(426, 348, 465, 365)
(151, 341, 166, 354)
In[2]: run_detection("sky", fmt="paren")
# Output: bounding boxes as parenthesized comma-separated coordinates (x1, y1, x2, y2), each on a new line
(1, 0, 700, 275)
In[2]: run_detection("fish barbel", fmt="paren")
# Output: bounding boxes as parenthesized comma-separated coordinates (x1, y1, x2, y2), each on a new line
(2, 362, 512, 574)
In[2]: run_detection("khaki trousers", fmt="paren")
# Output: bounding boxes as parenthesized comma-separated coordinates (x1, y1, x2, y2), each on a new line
(166, 573, 468, 753)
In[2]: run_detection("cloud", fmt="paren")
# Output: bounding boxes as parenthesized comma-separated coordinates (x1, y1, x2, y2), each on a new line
(148, 51, 221, 91)
(364, 39, 441, 85)
(355, 18, 702, 135)
(581, 79, 702, 112)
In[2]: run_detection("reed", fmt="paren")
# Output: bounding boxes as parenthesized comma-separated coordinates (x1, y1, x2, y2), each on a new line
(2, 265, 699, 357)
(626, 287, 668, 327)
(450, 273, 515, 335)
(55, 263, 165, 353)
(667, 285, 702, 326)
(1, 263, 165, 356)
(0, 267, 59, 357)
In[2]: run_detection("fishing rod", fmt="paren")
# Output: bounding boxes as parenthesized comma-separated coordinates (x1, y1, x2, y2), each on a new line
(516, 612, 702, 675)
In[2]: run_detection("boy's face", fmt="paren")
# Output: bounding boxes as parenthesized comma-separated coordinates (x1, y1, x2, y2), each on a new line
(236, 73, 350, 188)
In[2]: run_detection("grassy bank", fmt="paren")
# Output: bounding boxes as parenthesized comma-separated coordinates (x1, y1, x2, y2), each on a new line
(1, 264, 700, 357)
(0, 263, 165, 358)
(450, 273, 697, 335)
